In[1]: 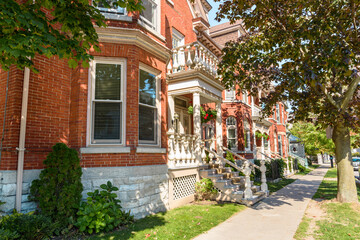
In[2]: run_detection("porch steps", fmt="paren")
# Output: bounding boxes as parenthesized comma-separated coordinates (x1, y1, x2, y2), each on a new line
(199, 163, 266, 206)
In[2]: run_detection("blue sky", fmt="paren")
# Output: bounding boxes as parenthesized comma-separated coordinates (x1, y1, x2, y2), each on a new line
(207, 0, 229, 27)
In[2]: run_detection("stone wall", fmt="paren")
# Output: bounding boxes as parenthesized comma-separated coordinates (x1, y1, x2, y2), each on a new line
(0, 165, 169, 219)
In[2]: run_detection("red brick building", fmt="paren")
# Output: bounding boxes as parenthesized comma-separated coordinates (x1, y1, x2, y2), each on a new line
(0, 0, 226, 217)
(209, 21, 290, 161)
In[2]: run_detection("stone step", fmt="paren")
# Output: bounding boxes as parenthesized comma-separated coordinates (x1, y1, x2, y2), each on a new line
(221, 172, 238, 179)
(207, 174, 223, 181)
(231, 176, 245, 184)
(199, 169, 217, 178)
(209, 163, 220, 169)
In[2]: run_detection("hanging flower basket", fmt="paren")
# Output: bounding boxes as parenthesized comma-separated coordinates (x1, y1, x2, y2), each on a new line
(188, 106, 217, 123)
(255, 132, 269, 141)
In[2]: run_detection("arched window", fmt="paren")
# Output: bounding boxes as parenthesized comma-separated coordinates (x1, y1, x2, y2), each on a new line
(243, 119, 251, 151)
(226, 117, 237, 149)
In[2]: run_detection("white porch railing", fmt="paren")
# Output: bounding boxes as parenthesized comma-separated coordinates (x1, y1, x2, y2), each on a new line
(167, 41, 219, 77)
(167, 132, 199, 168)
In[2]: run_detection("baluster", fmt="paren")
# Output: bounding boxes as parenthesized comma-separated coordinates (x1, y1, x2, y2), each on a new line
(185, 136, 192, 164)
(198, 47, 203, 69)
(243, 161, 253, 199)
(193, 44, 199, 69)
(202, 50, 207, 70)
(260, 159, 268, 193)
(186, 46, 193, 70)
(180, 135, 186, 166)
(215, 60, 219, 77)
(167, 133, 175, 168)
(206, 52, 211, 71)
(178, 47, 185, 71)
(175, 134, 181, 167)
(167, 60, 172, 74)
(172, 49, 179, 73)
(201, 145, 207, 164)
(191, 136, 196, 164)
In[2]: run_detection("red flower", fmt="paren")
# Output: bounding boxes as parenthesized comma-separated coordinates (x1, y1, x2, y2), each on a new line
(210, 115, 213, 118)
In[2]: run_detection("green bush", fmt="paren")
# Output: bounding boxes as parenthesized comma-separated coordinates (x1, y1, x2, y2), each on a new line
(298, 162, 306, 172)
(29, 143, 83, 226)
(195, 178, 218, 201)
(0, 212, 56, 240)
(76, 181, 133, 234)
(254, 158, 286, 180)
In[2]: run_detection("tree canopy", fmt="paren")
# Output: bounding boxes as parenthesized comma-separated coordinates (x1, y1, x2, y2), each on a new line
(215, 0, 360, 202)
(0, 0, 142, 71)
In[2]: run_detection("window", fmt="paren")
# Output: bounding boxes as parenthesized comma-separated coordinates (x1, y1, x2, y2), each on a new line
(278, 135, 282, 156)
(90, 60, 125, 144)
(140, 0, 158, 30)
(172, 28, 184, 48)
(242, 91, 248, 104)
(226, 117, 237, 149)
(139, 68, 160, 144)
(244, 119, 251, 151)
(264, 135, 269, 149)
(276, 103, 280, 122)
(97, 0, 126, 20)
(225, 88, 235, 101)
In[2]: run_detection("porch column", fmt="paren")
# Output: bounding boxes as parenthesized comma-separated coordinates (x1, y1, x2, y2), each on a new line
(193, 92, 201, 163)
(168, 94, 175, 133)
(216, 101, 223, 156)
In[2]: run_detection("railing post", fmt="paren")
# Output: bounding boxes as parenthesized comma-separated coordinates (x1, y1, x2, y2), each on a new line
(243, 161, 253, 199)
(185, 135, 191, 164)
(186, 45, 193, 70)
(172, 49, 179, 73)
(260, 159, 268, 193)
(167, 132, 175, 168)
(178, 47, 185, 71)
(175, 134, 181, 167)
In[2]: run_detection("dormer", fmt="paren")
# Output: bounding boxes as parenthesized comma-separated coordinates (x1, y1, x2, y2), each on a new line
(188, 0, 212, 32)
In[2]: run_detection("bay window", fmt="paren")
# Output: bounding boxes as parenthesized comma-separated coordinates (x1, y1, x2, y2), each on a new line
(90, 59, 125, 144)
(139, 67, 160, 145)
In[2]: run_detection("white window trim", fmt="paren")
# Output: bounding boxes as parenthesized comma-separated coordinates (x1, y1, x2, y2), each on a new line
(86, 57, 127, 147)
(138, 63, 162, 146)
(139, 0, 161, 33)
(242, 91, 248, 104)
(225, 88, 235, 101)
(226, 117, 237, 149)
(172, 28, 185, 48)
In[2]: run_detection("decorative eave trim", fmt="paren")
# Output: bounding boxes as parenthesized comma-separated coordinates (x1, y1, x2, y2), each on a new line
(95, 27, 171, 62)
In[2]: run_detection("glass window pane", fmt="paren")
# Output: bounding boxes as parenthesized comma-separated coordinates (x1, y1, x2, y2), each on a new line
(139, 70, 156, 106)
(228, 139, 236, 149)
(98, 0, 125, 14)
(228, 129, 236, 138)
(140, 0, 154, 24)
(93, 102, 121, 140)
(95, 63, 121, 100)
(139, 105, 156, 141)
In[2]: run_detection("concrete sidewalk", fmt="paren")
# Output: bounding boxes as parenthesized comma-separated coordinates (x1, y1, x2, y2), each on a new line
(194, 165, 328, 240)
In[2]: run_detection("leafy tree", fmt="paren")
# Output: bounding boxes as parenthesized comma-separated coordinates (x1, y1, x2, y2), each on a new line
(0, 0, 142, 70)
(215, 0, 360, 202)
(290, 122, 335, 156)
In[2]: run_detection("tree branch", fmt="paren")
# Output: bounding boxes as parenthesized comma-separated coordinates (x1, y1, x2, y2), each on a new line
(340, 71, 360, 111)
(320, 83, 341, 109)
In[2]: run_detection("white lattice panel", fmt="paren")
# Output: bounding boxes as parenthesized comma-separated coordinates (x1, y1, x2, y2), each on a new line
(173, 174, 197, 200)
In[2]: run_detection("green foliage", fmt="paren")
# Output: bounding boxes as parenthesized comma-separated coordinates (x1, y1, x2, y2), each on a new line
(290, 122, 335, 155)
(0, 212, 56, 240)
(298, 163, 306, 173)
(0, 0, 143, 71)
(353, 152, 360, 157)
(195, 178, 218, 201)
(76, 181, 133, 234)
(29, 143, 83, 226)
(188, 106, 217, 123)
(254, 158, 286, 180)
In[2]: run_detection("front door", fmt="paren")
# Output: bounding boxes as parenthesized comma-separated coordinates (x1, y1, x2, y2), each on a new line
(175, 107, 191, 134)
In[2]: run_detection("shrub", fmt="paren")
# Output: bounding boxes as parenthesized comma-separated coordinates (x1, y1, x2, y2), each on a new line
(76, 181, 133, 234)
(29, 143, 83, 226)
(254, 158, 286, 180)
(0, 212, 56, 240)
(195, 178, 217, 201)
(298, 163, 306, 172)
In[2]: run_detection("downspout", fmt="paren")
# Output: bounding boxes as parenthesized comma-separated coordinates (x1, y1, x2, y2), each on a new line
(0, 71, 10, 164)
(15, 67, 30, 212)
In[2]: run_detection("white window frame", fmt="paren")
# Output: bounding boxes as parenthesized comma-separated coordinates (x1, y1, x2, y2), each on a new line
(242, 91, 248, 104)
(139, 0, 160, 32)
(225, 88, 235, 101)
(172, 28, 185, 48)
(243, 119, 251, 151)
(226, 117, 237, 149)
(87, 58, 127, 146)
(276, 103, 280, 122)
(95, 0, 132, 21)
(138, 63, 161, 146)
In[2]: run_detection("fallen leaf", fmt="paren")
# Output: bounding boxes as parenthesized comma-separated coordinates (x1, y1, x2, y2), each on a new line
(145, 233, 151, 238)
(153, 232, 157, 235)
(197, 222, 201, 225)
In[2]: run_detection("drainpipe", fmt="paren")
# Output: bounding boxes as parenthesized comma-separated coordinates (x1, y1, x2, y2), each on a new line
(15, 67, 30, 212)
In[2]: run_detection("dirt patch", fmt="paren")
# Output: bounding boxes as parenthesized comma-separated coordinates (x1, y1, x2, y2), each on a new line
(298, 199, 327, 240)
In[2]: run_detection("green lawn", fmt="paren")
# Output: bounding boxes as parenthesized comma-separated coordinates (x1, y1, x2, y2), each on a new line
(255, 178, 296, 193)
(88, 203, 245, 240)
(296, 164, 320, 175)
(324, 167, 337, 178)
(295, 176, 360, 240)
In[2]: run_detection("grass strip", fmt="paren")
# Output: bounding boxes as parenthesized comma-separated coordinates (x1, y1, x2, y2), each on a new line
(323, 167, 337, 178)
(88, 203, 245, 240)
(293, 216, 311, 240)
(296, 164, 320, 176)
(313, 180, 360, 200)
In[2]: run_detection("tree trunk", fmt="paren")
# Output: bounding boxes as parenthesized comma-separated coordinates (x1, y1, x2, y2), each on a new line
(332, 122, 358, 203)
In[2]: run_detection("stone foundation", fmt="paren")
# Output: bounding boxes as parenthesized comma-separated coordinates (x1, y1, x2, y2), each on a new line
(0, 165, 169, 219)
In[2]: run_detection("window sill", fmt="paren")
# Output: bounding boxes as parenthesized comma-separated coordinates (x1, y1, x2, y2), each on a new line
(80, 147, 131, 154)
(136, 147, 167, 154)
(166, 0, 174, 6)
(138, 21, 166, 42)
(102, 14, 133, 22)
